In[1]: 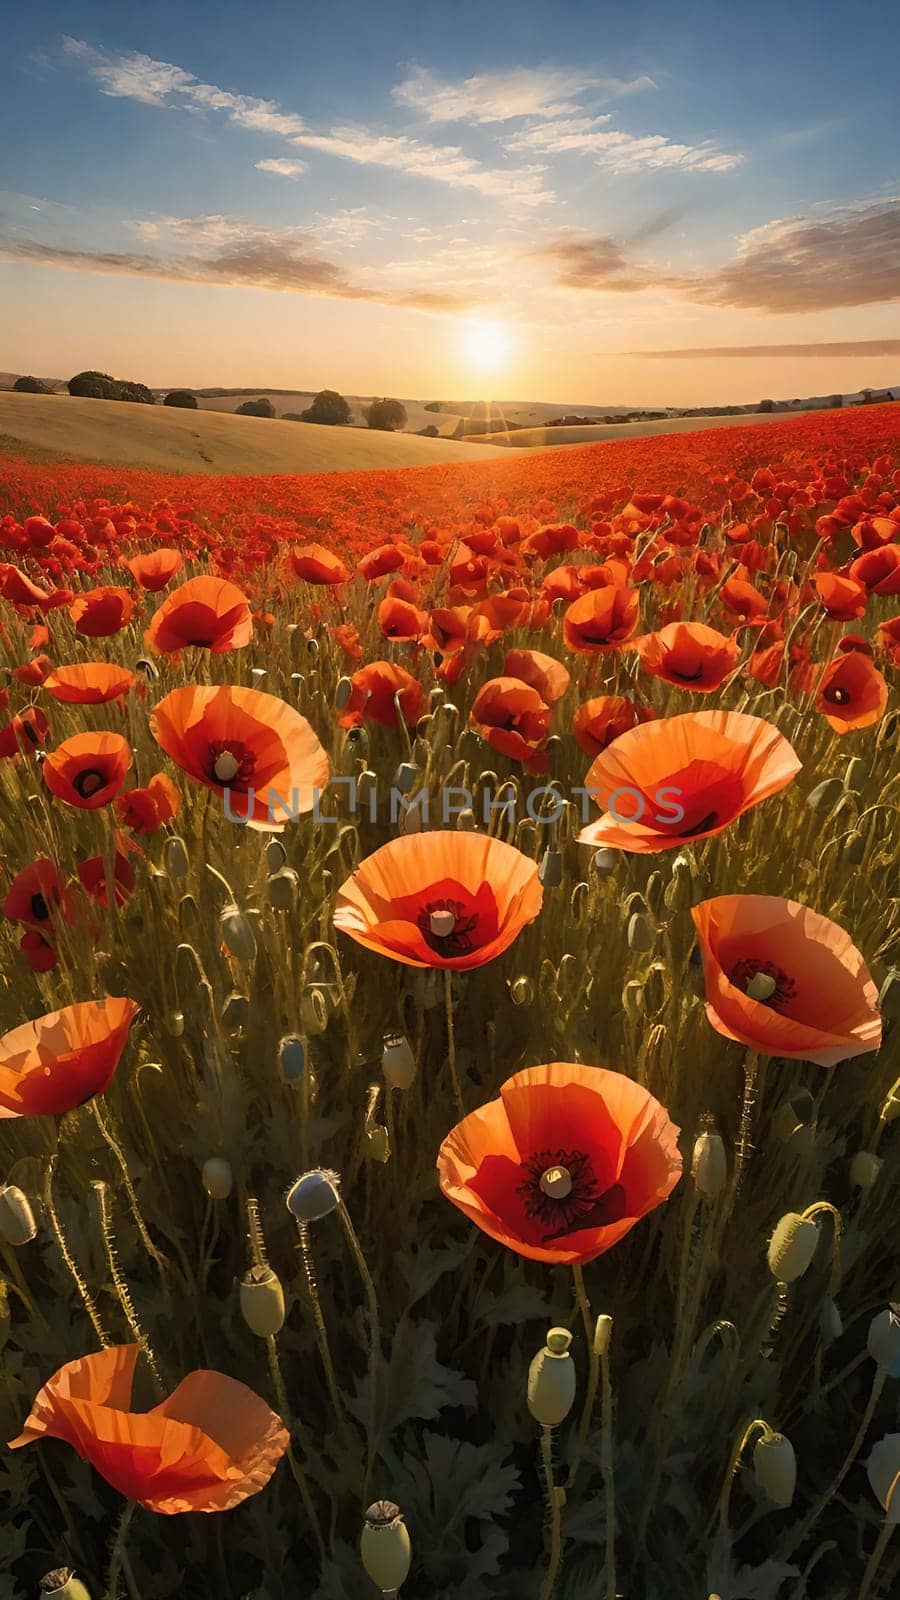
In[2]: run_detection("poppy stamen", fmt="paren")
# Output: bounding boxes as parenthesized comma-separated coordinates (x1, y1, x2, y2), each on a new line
(730, 957, 797, 1009)
(518, 1147, 625, 1240)
(207, 741, 257, 788)
(418, 898, 480, 957)
(824, 686, 850, 705)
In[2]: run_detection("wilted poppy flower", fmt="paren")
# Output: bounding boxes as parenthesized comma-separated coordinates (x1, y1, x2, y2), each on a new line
(437, 1063, 681, 1264)
(43, 663, 138, 705)
(503, 648, 570, 705)
(9, 1345, 288, 1512)
(290, 544, 350, 585)
(3, 859, 75, 929)
(146, 577, 253, 655)
(470, 677, 550, 766)
(115, 772, 181, 834)
(0, 997, 139, 1117)
(338, 662, 425, 729)
(0, 707, 50, 758)
(124, 549, 183, 591)
(572, 695, 656, 758)
(334, 831, 542, 970)
(70, 587, 135, 638)
(151, 685, 329, 825)
(634, 622, 740, 692)
(579, 710, 801, 853)
(43, 732, 131, 810)
(691, 895, 881, 1067)
(816, 652, 888, 733)
(13, 654, 53, 687)
(563, 587, 640, 653)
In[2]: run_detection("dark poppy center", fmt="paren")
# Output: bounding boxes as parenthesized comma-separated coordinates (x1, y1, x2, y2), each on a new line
(824, 685, 850, 705)
(729, 957, 797, 1009)
(418, 898, 479, 956)
(670, 659, 705, 682)
(73, 768, 107, 798)
(207, 740, 257, 788)
(30, 893, 50, 921)
(518, 1147, 627, 1242)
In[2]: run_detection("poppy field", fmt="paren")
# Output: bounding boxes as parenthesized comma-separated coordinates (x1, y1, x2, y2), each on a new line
(0, 404, 898, 1600)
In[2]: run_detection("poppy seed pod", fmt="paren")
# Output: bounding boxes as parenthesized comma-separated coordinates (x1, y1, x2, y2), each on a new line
(867, 1434, 900, 1523)
(527, 1328, 577, 1426)
(0, 1184, 37, 1245)
(39, 1571, 93, 1600)
(201, 1157, 233, 1201)
(365, 1126, 391, 1163)
(591, 846, 618, 874)
(752, 1432, 796, 1508)
(842, 830, 865, 864)
(335, 676, 352, 711)
(220, 908, 257, 963)
(166, 1010, 185, 1038)
(806, 777, 843, 811)
(382, 1034, 416, 1090)
(867, 1306, 900, 1371)
(286, 1168, 340, 1223)
(691, 1129, 728, 1198)
(393, 762, 418, 795)
(279, 1036, 306, 1083)
(163, 835, 190, 879)
(240, 1266, 286, 1338)
(221, 992, 250, 1030)
(267, 867, 299, 909)
(539, 850, 563, 888)
(767, 1212, 819, 1283)
(360, 1501, 411, 1593)
(850, 1150, 883, 1190)
(265, 838, 286, 872)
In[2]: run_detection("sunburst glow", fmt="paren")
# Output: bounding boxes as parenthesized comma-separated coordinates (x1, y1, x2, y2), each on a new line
(460, 318, 513, 373)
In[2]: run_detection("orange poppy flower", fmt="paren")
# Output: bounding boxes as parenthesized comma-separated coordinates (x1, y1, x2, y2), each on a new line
(357, 543, 405, 581)
(13, 653, 53, 687)
(0, 707, 50, 758)
(562, 586, 640, 654)
(151, 685, 329, 824)
(572, 696, 656, 758)
(289, 544, 350, 585)
(378, 596, 428, 643)
(634, 622, 740, 692)
(3, 859, 75, 929)
(43, 663, 138, 705)
(0, 997, 139, 1118)
(579, 710, 801, 853)
(124, 549, 184, 591)
(691, 895, 881, 1067)
(43, 732, 131, 810)
(115, 772, 181, 833)
(437, 1063, 681, 1264)
(503, 648, 570, 705)
(425, 606, 475, 657)
(70, 587, 135, 638)
(813, 573, 868, 621)
(816, 652, 888, 733)
(877, 615, 900, 665)
(146, 577, 253, 655)
(338, 662, 425, 729)
(470, 677, 550, 766)
(9, 1345, 288, 1513)
(850, 546, 900, 597)
(334, 832, 542, 970)
(719, 575, 767, 622)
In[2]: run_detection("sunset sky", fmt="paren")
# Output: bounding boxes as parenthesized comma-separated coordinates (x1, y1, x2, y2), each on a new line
(1, 0, 898, 407)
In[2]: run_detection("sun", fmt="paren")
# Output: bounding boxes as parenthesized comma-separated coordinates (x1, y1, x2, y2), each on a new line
(460, 318, 513, 374)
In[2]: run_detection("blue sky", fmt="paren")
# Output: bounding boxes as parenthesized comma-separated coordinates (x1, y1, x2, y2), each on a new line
(0, 0, 897, 403)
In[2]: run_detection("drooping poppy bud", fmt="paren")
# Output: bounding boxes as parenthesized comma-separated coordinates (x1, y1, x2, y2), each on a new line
(286, 1169, 340, 1223)
(767, 1213, 819, 1282)
(753, 1432, 797, 1508)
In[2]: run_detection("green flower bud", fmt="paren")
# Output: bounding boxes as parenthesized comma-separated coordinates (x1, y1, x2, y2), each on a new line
(539, 850, 563, 888)
(40, 1570, 93, 1600)
(0, 1184, 37, 1246)
(382, 1034, 416, 1090)
(867, 1434, 900, 1523)
(365, 1126, 391, 1163)
(753, 1432, 796, 1508)
(221, 992, 249, 1030)
(267, 867, 299, 909)
(361, 1501, 411, 1593)
(201, 1158, 233, 1200)
(691, 1130, 728, 1198)
(240, 1266, 286, 1338)
(163, 835, 190, 879)
(279, 1036, 306, 1083)
(220, 907, 257, 962)
(286, 1169, 340, 1223)
(265, 838, 286, 872)
(627, 913, 653, 952)
(767, 1212, 819, 1283)
(806, 777, 843, 811)
(527, 1328, 576, 1426)
(867, 1306, 900, 1371)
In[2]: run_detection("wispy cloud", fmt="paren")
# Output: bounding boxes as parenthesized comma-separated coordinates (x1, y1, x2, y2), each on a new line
(290, 125, 551, 201)
(508, 116, 741, 173)
(391, 64, 654, 124)
(255, 157, 308, 178)
(535, 233, 654, 291)
(624, 339, 900, 358)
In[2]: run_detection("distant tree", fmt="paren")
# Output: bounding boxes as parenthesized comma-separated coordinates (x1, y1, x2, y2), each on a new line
(365, 397, 408, 432)
(118, 381, 155, 405)
(13, 375, 54, 394)
(236, 398, 276, 418)
(418, 424, 439, 437)
(68, 371, 154, 402)
(830, 394, 844, 409)
(164, 389, 199, 408)
(282, 412, 307, 422)
(299, 389, 352, 426)
(758, 399, 775, 413)
(423, 401, 442, 413)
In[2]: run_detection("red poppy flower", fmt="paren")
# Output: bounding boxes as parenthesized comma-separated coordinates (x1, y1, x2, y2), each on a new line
(691, 896, 881, 1067)
(9, 1346, 288, 1513)
(572, 696, 657, 758)
(579, 710, 801, 853)
(503, 649, 570, 705)
(3, 859, 75, 929)
(470, 677, 550, 766)
(43, 663, 138, 705)
(437, 1063, 681, 1264)
(634, 622, 740, 692)
(0, 708, 50, 758)
(849, 546, 900, 597)
(43, 732, 131, 810)
(876, 615, 900, 665)
(70, 587, 135, 638)
(77, 842, 138, 909)
(335, 832, 542, 970)
(332, 621, 363, 662)
(151, 685, 329, 825)
(719, 575, 767, 622)
(20, 930, 57, 973)
(338, 662, 425, 729)
(124, 549, 184, 591)
(289, 544, 350, 585)
(115, 772, 181, 833)
(146, 577, 253, 654)
(562, 587, 640, 653)
(813, 573, 868, 621)
(425, 607, 475, 657)
(815, 653, 888, 733)
(378, 596, 428, 642)
(13, 654, 53, 687)
(357, 544, 406, 581)
(0, 997, 139, 1118)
